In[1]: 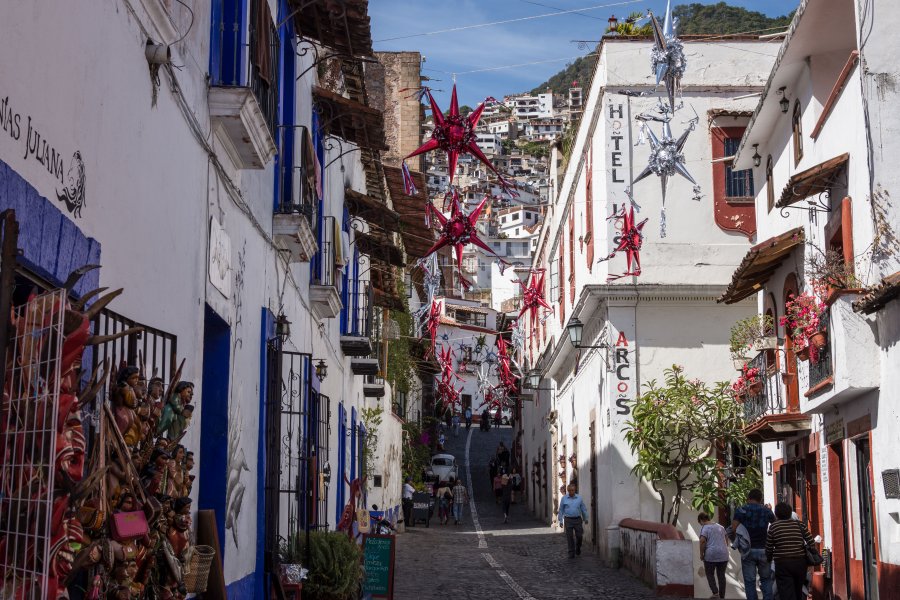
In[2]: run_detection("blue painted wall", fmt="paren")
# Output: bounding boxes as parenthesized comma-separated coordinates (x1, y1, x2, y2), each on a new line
(0, 159, 100, 295)
(199, 305, 231, 558)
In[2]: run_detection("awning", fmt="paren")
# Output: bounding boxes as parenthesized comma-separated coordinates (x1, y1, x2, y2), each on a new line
(355, 231, 404, 268)
(289, 0, 373, 58)
(718, 227, 805, 304)
(312, 85, 387, 151)
(345, 187, 400, 226)
(777, 153, 849, 208)
(383, 165, 435, 259)
(853, 270, 900, 314)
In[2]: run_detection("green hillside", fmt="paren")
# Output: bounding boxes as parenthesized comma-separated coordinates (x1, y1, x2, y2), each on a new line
(530, 2, 794, 95)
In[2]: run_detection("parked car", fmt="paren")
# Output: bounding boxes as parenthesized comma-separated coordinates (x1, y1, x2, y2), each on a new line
(426, 454, 458, 483)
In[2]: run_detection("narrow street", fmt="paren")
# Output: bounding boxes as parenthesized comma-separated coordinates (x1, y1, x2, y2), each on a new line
(393, 426, 665, 600)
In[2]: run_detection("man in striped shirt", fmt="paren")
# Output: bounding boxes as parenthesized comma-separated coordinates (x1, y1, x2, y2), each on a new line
(766, 502, 815, 600)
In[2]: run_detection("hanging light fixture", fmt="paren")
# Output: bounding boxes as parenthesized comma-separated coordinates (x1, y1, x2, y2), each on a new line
(778, 87, 789, 114)
(752, 144, 761, 168)
(566, 317, 584, 348)
(275, 313, 291, 344)
(315, 359, 328, 382)
(526, 370, 541, 389)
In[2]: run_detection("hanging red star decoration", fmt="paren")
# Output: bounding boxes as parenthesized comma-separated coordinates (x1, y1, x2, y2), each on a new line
(426, 191, 506, 288)
(517, 269, 551, 330)
(495, 335, 518, 397)
(401, 85, 516, 197)
(597, 206, 649, 281)
(435, 346, 462, 412)
(423, 300, 442, 357)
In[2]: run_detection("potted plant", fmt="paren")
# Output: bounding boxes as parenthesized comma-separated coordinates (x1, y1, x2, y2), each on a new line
(807, 247, 867, 305)
(780, 287, 827, 363)
(729, 315, 775, 370)
(731, 376, 747, 402)
(743, 365, 762, 396)
(290, 530, 363, 600)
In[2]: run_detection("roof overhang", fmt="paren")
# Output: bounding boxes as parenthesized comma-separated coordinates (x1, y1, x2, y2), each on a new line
(777, 154, 848, 208)
(345, 187, 400, 227)
(313, 85, 387, 150)
(383, 166, 435, 260)
(853, 270, 900, 314)
(356, 231, 405, 268)
(744, 413, 813, 443)
(718, 228, 806, 304)
(290, 0, 373, 58)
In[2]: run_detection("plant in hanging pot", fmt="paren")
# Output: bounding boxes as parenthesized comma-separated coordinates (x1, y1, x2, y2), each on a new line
(780, 287, 827, 363)
(731, 376, 747, 402)
(742, 365, 762, 396)
(807, 246, 868, 304)
(729, 314, 775, 369)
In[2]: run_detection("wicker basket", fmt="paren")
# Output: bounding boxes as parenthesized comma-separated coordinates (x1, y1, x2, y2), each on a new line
(183, 545, 215, 593)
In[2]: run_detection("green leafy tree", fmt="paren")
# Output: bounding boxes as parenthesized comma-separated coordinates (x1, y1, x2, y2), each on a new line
(401, 419, 434, 487)
(623, 365, 761, 525)
(607, 11, 653, 36)
(283, 531, 363, 599)
(673, 2, 793, 35)
(360, 406, 383, 481)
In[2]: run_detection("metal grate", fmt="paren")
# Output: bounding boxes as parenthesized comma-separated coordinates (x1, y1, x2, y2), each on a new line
(0, 289, 66, 600)
(91, 308, 177, 383)
(883, 469, 900, 499)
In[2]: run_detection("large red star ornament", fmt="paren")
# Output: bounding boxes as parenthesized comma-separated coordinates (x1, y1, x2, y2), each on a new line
(517, 270, 551, 330)
(426, 191, 506, 288)
(401, 85, 516, 197)
(598, 207, 649, 281)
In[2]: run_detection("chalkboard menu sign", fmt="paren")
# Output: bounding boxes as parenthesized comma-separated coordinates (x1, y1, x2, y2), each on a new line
(361, 534, 395, 599)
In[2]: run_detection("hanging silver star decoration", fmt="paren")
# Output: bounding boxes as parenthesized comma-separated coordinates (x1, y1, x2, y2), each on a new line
(649, 0, 686, 114)
(413, 254, 442, 328)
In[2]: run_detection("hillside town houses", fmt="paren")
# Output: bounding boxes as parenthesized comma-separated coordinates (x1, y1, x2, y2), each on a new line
(3, 0, 900, 599)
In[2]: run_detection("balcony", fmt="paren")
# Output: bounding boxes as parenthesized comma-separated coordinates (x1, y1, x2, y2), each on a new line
(803, 293, 879, 413)
(273, 127, 317, 262)
(363, 374, 386, 398)
(310, 216, 342, 320)
(342, 283, 374, 358)
(208, 0, 278, 169)
(742, 352, 812, 443)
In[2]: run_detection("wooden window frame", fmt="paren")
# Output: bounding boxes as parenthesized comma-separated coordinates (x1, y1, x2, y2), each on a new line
(792, 100, 804, 165)
(585, 144, 594, 270)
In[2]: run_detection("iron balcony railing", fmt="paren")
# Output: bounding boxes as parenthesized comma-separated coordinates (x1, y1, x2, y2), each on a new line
(276, 125, 317, 225)
(344, 281, 373, 337)
(313, 216, 336, 287)
(808, 332, 833, 390)
(212, 0, 280, 137)
(743, 351, 785, 424)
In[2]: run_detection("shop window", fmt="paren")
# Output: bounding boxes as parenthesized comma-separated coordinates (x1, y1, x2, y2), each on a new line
(792, 100, 803, 165)
(766, 155, 775, 213)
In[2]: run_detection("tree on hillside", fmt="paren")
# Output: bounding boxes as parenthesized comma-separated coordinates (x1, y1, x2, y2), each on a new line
(674, 2, 793, 35)
(623, 365, 761, 525)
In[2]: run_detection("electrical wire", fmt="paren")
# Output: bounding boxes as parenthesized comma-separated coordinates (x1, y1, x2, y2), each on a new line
(374, 0, 644, 43)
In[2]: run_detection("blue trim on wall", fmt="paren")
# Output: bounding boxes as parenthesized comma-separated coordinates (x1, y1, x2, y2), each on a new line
(199, 305, 231, 559)
(225, 572, 258, 599)
(210, 0, 248, 86)
(336, 402, 346, 524)
(256, 308, 275, 598)
(0, 159, 100, 296)
(350, 406, 357, 484)
(273, 0, 296, 211)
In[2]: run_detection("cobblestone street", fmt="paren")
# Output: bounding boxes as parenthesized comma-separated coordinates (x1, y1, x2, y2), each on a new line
(393, 426, 670, 600)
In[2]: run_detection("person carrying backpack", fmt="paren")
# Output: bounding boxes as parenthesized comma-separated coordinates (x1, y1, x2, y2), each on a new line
(436, 480, 453, 525)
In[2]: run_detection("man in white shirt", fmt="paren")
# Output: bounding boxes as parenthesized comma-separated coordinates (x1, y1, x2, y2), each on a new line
(402, 476, 415, 524)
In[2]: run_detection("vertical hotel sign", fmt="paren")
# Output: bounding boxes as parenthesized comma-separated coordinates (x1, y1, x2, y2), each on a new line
(608, 306, 637, 421)
(605, 96, 632, 276)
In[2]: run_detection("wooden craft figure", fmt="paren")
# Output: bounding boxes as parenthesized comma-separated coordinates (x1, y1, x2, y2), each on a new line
(166, 445, 186, 498)
(157, 381, 193, 439)
(167, 497, 192, 561)
(181, 452, 194, 497)
(112, 366, 142, 448)
(146, 376, 165, 429)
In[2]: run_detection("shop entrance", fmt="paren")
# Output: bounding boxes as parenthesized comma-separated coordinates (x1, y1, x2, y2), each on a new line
(855, 436, 879, 600)
(199, 305, 231, 552)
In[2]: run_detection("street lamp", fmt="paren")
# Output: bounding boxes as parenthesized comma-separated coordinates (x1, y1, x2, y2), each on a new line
(778, 87, 789, 113)
(275, 312, 291, 344)
(526, 370, 541, 389)
(752, 144, 761, 168)
(608, 14, 618, 30)
(315, 359, 328, 382)
(566, 317, 608, 350)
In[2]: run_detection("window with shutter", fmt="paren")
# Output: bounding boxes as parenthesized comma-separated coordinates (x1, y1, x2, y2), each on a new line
(569, 211, 575, 304)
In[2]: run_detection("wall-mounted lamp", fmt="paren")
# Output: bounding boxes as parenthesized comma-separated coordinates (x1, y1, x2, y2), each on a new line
(766, 456, 773, 476)
(565, 317, 607, 349)
(608, 14, 619, 30)
(275, 312, 291, 344)
(752, 144, 761, 168)
(322, 461, 332, 485)
(315, 359, 328, 382)
(777, 87, 789, 114)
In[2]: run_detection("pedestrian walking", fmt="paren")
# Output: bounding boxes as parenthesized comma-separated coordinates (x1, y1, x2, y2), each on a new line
(698, 512, 729, 599)
(766, 502, 816, 600)
(452, 413, 460, 437)
(496, 442, 510, 470)
(438, 431, 446, 451)
(402, 476, 415, 525)
(445, 410, 452, 430)
(493, 472, 504, 504)
(436, 480, 453, 525)
(509, 468, 522, 504)
(501, 472, 513, 523)
(494, 407, 502, 427)
(452, 478, 468, 525)
(731, 489, 776, 600)
(557, 483, 588, 558)
(464, 406, 472, 429)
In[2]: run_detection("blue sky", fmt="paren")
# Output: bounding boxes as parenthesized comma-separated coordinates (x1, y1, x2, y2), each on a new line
(371, 0, 800, 107)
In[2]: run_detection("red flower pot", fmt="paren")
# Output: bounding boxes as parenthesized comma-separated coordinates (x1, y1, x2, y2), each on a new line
(809, 330, 827, 350)
(748, 381, 763, 396)
(796, 346, 810, 362)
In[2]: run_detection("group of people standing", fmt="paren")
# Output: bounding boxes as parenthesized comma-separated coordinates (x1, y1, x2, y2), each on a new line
(435, 478, 469, 525)
(489, 442, 522, 523)
(698, 489, 819, 600)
